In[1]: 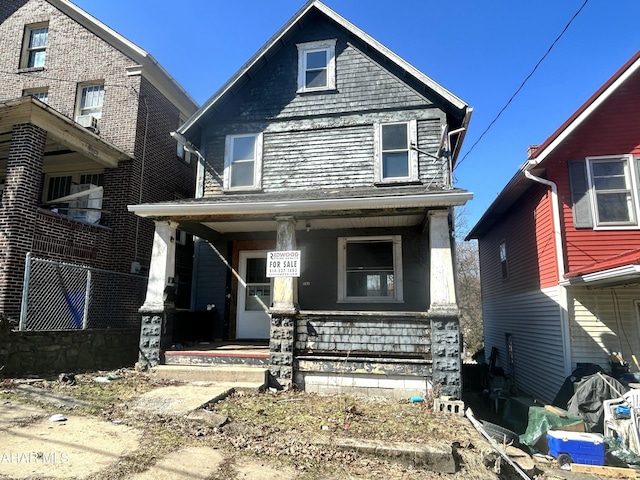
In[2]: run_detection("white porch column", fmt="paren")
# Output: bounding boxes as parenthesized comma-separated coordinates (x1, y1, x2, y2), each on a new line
(142, 220, 178, 310)
(271, 216, 298, 313)
(429, 210, 457, 309)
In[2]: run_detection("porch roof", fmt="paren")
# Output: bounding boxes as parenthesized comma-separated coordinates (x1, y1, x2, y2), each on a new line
(128, 185, 472, 235)
(0, 96, 132, 171)
(563, 248, 640, 286)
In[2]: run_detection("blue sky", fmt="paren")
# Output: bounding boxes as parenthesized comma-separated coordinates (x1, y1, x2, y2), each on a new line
(73, 0, 640, 231)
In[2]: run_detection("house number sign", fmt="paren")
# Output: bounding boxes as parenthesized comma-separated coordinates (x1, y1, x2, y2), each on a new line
(266, 250, 301, 277)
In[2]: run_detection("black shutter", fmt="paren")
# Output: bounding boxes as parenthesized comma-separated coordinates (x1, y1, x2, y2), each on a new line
(568, 160, 593, 228)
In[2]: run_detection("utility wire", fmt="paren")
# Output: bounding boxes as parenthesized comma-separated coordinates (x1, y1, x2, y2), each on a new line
(455, 0, 589, 170)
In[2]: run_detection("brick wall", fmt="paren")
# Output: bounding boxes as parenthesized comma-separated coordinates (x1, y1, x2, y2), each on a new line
(0, 123, 46, 318)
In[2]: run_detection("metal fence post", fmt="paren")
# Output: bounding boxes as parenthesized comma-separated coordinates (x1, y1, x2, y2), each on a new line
(83, 269, 91, 329)
(18, 252, 32, 331)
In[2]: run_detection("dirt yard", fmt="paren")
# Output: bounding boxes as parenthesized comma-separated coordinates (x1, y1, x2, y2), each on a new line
(0, 369, 562, 479)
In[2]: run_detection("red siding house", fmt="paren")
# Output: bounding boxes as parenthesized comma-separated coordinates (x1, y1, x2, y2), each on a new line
(467, 51, 640, 402)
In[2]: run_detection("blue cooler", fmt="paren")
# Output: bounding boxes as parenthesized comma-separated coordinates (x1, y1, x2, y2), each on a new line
(547, 430, 605, 465)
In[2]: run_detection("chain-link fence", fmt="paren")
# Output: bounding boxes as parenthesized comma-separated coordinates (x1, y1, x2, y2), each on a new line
(19, 253, 147, 331)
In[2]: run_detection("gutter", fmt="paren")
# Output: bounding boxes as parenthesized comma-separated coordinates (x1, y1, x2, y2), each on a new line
(128, 191, 473, 218)
(523, 170, 565, 279)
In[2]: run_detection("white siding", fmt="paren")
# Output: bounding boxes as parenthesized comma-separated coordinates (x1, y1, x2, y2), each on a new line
(483, 286, 567, 403)
(569, 285, 640, 371)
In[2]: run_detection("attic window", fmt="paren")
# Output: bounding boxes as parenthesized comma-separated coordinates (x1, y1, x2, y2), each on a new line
(296, 39, 336, 92)
(21, 23, 49, 69)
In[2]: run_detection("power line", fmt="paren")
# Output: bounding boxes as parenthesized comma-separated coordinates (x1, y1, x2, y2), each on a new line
(455, 0, 589, 170)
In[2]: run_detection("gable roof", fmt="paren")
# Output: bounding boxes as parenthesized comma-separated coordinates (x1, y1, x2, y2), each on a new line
(178, 0, 468, 138)
(47, 0, 198, 116)
(467, 50, 640, 239)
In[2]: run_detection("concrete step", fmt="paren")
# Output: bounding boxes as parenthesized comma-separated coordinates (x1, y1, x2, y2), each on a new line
(152, 364, 268, 385)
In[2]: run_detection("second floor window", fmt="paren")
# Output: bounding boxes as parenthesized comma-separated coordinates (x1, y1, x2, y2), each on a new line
(77, 83, 104, 119)
(569, 155, 640, 229)
(23, 87, 48, 104)
(22, 23, 49, 69)
(374, 120, 418, 183)
(224, 133, 263, 191)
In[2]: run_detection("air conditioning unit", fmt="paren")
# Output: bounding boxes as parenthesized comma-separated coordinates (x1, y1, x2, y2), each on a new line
(75, 114, 99, 133)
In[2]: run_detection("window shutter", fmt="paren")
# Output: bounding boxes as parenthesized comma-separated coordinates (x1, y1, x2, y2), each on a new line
(568, 160, 593, 228)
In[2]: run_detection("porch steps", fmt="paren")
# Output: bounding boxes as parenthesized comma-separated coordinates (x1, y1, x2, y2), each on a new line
(164, 348, 269, 367)
(152, 364, 268, 386)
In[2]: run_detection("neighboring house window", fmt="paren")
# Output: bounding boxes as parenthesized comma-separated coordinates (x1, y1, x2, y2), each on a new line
(499, 241, 508, 279)
(21, 23, 48, 69)
(45, 173, 104, 224)
(337, 235, 403, 303)
(569, 155, 640, 228)
(374, 120, 418, 183)
(224, 133, 263, 191)
(76, 83, 104, 120)
(0, 178, 4, 200)
(296, 39, 336, 92)
(23, 87, 48, 103)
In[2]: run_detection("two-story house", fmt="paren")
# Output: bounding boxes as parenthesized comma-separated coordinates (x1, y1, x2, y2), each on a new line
(130, 1, 472, 398)
(0, 0, 197, 369)
(467, 51, 640, 403)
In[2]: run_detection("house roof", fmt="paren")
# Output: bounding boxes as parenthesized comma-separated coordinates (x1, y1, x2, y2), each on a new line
(562, 248, 640, 286)
(467, 50, 640, 240)
(48, 0, 198, 116)
(177, 0, 469, 142)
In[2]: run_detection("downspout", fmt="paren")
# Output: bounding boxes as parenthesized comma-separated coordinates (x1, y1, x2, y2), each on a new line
(523, 169, 572, 376)
(171, 131, 222, 199)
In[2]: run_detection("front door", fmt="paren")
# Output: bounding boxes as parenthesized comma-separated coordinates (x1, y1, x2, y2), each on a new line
(236, 250, 271, 339)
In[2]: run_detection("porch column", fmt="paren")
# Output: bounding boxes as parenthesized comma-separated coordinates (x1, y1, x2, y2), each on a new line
(0, 124, 46, 320)
(428, 210, 462, 398)
(137, 220, 177, 369)
(269, 216, 298, 389)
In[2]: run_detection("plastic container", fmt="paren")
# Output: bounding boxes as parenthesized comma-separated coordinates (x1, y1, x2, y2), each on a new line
(547, 430, 605, 466)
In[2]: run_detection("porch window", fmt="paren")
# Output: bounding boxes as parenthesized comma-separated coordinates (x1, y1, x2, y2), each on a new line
(44, 173, 104, 224)
(296, 39, 336, 92)
(338, 235, 403, 303)
(21, 23, 48, 69)
(224, 133, 263, 191)
(374, 120, 418, 183)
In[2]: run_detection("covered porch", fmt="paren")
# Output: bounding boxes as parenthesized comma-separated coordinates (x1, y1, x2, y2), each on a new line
(129, 187, 469, 397)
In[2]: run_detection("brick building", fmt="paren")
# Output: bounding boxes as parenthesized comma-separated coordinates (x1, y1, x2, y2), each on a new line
(0, 0, 197, 324)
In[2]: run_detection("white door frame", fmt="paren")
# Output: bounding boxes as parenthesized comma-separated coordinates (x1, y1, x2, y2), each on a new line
(236, 250, 271, 339)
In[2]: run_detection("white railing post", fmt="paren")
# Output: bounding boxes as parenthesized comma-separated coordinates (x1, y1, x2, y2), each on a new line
(82, 269, 91, 329)
(18, 252, 32, 331)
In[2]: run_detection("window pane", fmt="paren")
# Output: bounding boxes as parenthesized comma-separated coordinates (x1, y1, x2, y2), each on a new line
(232, 136, 256, 161)
(346, 241, 393, 270)
(383, 152, 409, 178)
(231, 161, 255, 187)
(382, 124, 408, 150)
(347, 272, 393, 297)
(596, 192, 632, 222)
(592, 161, 625, 178)
(306, 50, 327, 69)
(29, 28, 48, 48)
(246, 258, 267, 283)
(28, 50, 46, 68)
(306, 69, 327, 88)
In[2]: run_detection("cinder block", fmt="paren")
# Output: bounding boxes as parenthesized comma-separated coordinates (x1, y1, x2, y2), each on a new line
(433, 397, 464, 416)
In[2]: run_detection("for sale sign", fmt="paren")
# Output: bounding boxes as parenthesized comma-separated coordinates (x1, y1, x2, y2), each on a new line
(266, 250, 301, 277)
